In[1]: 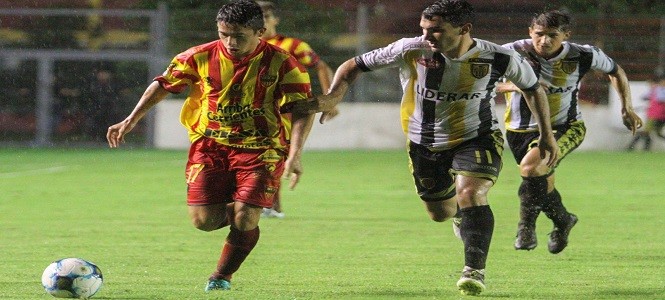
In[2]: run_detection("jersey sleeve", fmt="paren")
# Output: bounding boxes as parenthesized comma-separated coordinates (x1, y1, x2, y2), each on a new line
(291, 40, 320, 68)
(355, 38, 415, 72)
(587, 45, 618, 74)
(278, 55, 312, 109)
(154, 51, 201, 94)
(503, 50, 539, 91)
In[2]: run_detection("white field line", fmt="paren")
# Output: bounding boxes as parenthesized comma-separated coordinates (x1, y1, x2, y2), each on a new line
(0, 166, 77, 179)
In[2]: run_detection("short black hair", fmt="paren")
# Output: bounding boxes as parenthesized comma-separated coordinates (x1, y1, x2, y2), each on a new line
(216, 0, 264, 31)
(531, 10, 571, 32)
(422, 0, 475, 27)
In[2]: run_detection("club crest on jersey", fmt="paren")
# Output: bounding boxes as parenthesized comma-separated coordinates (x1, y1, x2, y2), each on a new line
(260, 73, 277, 87)
(560, 60, 578, 74)
(229, 83, 243, 98)
(417, 57, 442, 69)
(470, 63, 490, 79)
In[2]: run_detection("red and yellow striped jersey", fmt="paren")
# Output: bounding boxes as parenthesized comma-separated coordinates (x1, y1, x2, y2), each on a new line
(155, 39, 311, 149)
(264, 34, 320, 68)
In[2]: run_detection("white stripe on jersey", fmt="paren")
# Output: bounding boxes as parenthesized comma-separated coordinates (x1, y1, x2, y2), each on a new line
(357, 36, 538, 150)
(503, 39, 617, 131)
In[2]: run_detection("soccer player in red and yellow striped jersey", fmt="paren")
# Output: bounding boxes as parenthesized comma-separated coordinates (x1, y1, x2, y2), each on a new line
(257, 1, 335, 218)
(106, 0, 315, 292)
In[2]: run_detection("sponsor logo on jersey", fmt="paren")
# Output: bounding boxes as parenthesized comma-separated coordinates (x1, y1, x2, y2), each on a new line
(468, 58, 494, 63)
(417, 57, 442, 69)
(545, 85, 574, 94)
(204, 128, 269, 139)
(416, 84, 483, 102)
(209, 104, 266, 123)
(470, 63, 490, 79)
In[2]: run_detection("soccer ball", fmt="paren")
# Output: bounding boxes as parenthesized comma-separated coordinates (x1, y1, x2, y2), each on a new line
(41, 258, 103, 299)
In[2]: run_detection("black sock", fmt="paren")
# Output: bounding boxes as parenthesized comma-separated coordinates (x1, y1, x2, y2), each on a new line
(518, 175, 547, 227)
(459, 205, 494, 270)
(542, 189, 569, 228)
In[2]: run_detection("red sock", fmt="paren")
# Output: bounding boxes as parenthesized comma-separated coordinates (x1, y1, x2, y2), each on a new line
(210, 226, 260, 281)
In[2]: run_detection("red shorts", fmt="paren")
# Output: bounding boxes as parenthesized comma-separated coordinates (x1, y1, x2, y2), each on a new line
(185, 138, 285, 208)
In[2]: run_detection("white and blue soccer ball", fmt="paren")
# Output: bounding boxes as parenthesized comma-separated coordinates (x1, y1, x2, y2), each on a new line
(41, 258, 103, 299)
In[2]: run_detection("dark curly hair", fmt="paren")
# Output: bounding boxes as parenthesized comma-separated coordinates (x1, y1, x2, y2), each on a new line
(422, 0, 475, 27)
(216, 0, 264, 31)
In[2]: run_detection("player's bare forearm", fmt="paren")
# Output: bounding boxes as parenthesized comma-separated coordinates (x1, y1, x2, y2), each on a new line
(289, 110, 315, 158)
(284, 110, 315, 189)
(609, 65, 643, 134)
(107, 81, 170, 148)
(292, 58, 362, 123)
(126, 81, 171, 123)
(316, 60, 334, 94)
(523, 86, 559, 166)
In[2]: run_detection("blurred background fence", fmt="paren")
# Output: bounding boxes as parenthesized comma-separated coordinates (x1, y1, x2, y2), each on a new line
(0, 0, 663, 147)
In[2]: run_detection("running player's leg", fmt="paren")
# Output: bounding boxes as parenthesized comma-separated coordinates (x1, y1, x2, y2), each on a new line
(451, 130, 503, 296)
(506, 130, 545, 250)
(538, 122, 585, 253)
(207, 148, 284, 289)
(408, 141, 457, 223)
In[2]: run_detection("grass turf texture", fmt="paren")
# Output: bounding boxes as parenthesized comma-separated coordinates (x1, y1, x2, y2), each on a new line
(0, 148, 663, 299)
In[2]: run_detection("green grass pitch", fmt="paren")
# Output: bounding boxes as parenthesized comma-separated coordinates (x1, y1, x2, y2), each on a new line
(0, 148, 663, 299)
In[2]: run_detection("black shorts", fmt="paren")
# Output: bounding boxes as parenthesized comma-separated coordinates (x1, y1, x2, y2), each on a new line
(408, 130, 504, 201)
(506, 121, 586, 167)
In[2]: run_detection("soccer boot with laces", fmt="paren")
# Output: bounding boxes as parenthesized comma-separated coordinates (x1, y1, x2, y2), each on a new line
(456, 266, 486, 296)
(548, 213, 578, 254)
(204, 278, 231, 292)
(514, 222, 538, 250)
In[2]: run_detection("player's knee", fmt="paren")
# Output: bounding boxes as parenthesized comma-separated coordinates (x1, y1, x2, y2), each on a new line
(456, 186, 487, 207)
(428, 212, 448, 222)
(191, 216, 217, 232)
(424, 199, 456, 222)
(519, 163, 547, 177)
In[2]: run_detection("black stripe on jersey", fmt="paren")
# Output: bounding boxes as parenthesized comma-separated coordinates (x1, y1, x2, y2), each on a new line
(518, 97, 533, 129)
(478, 53, 511, 134)
(568, 51, 594, 123)
(355, 56, 371, 72)
(421, 53, 446, 145)
(526, 52, 542, 80)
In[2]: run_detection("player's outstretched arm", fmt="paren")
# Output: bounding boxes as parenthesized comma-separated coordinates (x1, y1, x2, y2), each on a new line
(294, 58, 363, 123)
(608, 65, 643, 135)
(522, 86, 560, 167)
(314, 59, 340, 123)
(283, 109, 315, 190)
(315, 59, 334, 95)
(107, 81, 170, 148)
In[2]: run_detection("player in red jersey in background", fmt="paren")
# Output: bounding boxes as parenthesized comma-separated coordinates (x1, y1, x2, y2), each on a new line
(257, 1, 334, 219)
(106, 0, 315, 292)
